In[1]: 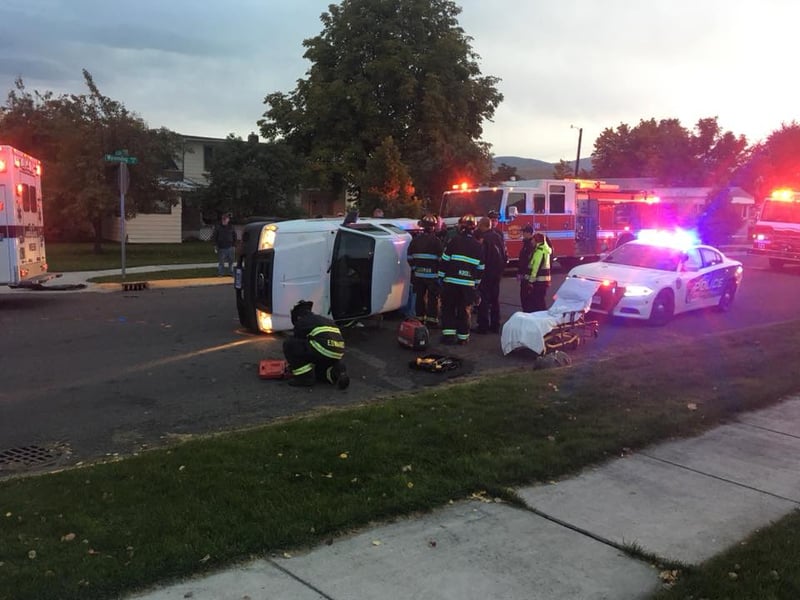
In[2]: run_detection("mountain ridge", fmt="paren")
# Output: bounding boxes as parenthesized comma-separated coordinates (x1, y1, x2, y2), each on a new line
(493, 155, 593, 179)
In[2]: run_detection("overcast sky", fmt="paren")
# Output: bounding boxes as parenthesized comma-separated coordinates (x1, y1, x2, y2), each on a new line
(1, 0, 797, 162)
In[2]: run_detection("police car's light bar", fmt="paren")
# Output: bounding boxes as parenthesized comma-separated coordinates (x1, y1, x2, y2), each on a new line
(636, 228, 699, 250)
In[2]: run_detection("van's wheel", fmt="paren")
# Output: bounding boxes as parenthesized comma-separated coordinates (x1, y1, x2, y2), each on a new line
(717, 282, 737, 312)
(648, 290, 674, 326)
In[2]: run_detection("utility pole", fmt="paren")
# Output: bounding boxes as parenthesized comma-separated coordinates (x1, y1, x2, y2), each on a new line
(571, 125, 583, 178)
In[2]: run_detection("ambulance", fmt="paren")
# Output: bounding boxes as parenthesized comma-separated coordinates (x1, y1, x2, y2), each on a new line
(235, 215, 419, 333)
(0, 145, 54, 287)
(749, 188, 800, 269)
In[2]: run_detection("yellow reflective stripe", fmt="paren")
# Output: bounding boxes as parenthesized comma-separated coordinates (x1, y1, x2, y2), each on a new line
(310, 339, 344, 360)
(292, 363, 313, 376)
(310, 326, 341, 337)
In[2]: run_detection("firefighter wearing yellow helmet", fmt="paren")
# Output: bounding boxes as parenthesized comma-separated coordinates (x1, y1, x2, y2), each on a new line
(407, 213, 444, 328)
(437, 214, 485, 345)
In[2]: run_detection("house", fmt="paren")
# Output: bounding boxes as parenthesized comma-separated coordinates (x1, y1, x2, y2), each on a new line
(102, 134, 228, 243)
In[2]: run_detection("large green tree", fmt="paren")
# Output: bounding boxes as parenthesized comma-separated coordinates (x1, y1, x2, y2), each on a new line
(733, 121, 800, 203)
(0, 71, 180, 248)
(199, 135, 305, 220)
(592, 117, 747, 187)
(360, 136, 422, 217)
(259, 0, 502, 206)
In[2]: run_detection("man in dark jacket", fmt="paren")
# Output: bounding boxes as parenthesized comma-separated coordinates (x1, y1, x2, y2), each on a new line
(474, 216, 506, 333)
(283, 300, 349, 389)
(211, 213, 237, 276)
(517, 224, 536, 312)
(438, 214, 484, 345)
(407, 214, 444, 328)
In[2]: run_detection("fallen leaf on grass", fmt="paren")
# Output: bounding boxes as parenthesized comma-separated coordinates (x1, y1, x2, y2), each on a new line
(371, 540, 382, 546)
(61, 533, 76, 542)
(28, 550, 36, 559)
(687, 403, 698, 411)
(339, 452, 349, 459)
(199, 554, 211, 563)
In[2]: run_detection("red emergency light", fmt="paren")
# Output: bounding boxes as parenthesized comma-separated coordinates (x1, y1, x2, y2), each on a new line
(0, 158, 6, 172)
(15, 183, 23, 196)
(451, 181, 471, 191)
(770, 188, 797, 202)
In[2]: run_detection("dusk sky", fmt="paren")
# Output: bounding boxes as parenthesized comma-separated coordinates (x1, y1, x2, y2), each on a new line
(1, 0, 796, 162)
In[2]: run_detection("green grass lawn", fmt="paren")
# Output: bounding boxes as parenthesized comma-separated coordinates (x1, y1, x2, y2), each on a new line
(1, 321, 799, 600)
(47, 242, 215, 272)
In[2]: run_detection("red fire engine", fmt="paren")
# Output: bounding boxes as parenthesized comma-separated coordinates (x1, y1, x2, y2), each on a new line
(439, 178, 678, 269)
(749, 188, 800, 269)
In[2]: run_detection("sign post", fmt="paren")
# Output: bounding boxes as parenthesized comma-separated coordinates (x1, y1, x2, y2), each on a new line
(104, 150, 138, 279)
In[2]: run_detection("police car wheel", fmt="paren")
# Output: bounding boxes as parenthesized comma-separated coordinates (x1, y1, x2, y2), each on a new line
(717, 282, 736, 313)
(648, 290, 674, 326)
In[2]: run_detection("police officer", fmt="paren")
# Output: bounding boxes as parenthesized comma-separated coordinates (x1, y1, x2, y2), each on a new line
(283, 300, 350, 389)
(517, 224, 536, 312)
(407, 214, 444, 328)
(438, 214, 484, 345)
(524, 232, 552, 312)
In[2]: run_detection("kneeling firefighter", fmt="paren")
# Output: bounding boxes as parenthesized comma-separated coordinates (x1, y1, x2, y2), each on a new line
(283, 300, 350, 389)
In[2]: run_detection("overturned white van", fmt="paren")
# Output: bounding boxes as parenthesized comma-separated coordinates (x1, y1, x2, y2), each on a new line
(235, 216, 418, 333)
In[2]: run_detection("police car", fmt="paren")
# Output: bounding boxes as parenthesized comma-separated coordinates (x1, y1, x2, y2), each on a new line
(567, 230, 744, 325)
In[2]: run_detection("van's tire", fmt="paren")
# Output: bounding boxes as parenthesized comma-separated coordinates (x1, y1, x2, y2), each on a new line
(648, 289, 674, 326)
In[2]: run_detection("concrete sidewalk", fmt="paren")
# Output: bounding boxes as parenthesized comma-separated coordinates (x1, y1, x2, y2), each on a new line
(0, 263, 228, 294)
(126, 395, 800, 600)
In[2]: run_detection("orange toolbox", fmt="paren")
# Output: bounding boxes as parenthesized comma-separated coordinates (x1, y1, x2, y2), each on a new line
(259, 359, 289, 380)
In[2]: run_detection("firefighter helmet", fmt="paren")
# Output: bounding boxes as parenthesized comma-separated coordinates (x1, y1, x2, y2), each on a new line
(418, 214, 437, 231)
(458, 214, 477, 232)
(290, 300, 314, 326)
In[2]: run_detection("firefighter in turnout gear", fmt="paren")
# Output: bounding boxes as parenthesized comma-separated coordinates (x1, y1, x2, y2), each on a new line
(524, 232, 552, 312)
(438, 214, 485, 345)
(407, 214, 444, 328)
(283, 301, 350, 389)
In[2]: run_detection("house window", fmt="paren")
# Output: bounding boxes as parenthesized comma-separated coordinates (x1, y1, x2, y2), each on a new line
(203, 145, 214, 170)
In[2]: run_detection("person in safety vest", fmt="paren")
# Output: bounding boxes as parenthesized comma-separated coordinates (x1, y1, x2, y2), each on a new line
(438, 214, 484, 345)
(283, 300, 350, 389)
(407, 213, 444, 328)
(523, 232, 552, 312)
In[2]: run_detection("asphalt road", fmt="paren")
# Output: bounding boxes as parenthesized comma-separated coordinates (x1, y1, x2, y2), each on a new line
(1, 253, 797, 476)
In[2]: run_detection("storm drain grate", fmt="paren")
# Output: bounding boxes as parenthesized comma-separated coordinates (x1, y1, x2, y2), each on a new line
(0, 445, 62, 469)
(122, 281, 149, 292)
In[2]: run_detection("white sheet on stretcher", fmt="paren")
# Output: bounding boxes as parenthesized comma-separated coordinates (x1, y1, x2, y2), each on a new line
(501, 277, 601, 355)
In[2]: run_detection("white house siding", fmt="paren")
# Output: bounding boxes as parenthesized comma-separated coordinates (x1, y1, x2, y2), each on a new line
(103, 201, 183, 243)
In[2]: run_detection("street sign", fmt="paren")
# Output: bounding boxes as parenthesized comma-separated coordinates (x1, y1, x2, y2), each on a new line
(104, 154, 138, 164)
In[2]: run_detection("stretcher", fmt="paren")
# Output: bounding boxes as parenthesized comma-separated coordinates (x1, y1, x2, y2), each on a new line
(501, 277, 601, 356)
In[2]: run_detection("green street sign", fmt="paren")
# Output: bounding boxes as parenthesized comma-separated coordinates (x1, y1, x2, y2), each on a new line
(104, 154, 138, 164)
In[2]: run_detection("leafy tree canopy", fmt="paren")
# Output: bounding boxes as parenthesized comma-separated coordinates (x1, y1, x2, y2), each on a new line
(360, 136, 422, 217)
(199, 135, 305, 220)
(259, 0, 503, 205)
(592, 117, 747, 188)
(0, 71, 180, 248)
(733, 121, 800, 202)
(491, 162, 518, 182)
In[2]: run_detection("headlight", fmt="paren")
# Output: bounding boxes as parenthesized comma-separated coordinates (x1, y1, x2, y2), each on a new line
(258, 224, 278, 250)
(624, 285, 654, 297)
(256, 309, 274, 333)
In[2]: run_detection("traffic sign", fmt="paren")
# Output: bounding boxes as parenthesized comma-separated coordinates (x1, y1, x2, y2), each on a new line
(104, 154, 138, 164)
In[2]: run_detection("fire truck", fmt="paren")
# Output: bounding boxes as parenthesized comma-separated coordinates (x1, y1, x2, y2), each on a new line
(749, 188, 800, 269)
(0, 145, 54, 287)
(439, 179, 678, 269)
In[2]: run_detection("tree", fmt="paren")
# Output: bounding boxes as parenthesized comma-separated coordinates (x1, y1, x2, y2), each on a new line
(199, 135, 305, 220)
(360, 136, 422, 217)
(592, 117, 747, 187)
(259, 0, 502, 206)
(733, 121, 800, 203)
(551, 160, 591, 180)
(491, 162, 517, 182)
(0, 72, 180, 249)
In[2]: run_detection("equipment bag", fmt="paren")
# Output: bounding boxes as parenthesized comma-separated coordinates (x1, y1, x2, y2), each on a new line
(259, 359, 289, 380)
(397, 318, 430, 350)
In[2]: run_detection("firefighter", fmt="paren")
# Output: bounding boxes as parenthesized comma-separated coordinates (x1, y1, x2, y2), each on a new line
(438, 214, 484, 345)
(283, 300, 350, 389)
(523, 232, 552, 312)
(407, 213, 444, 328)
(474, 216, 507, 334)
(517, 224, 536, 311)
